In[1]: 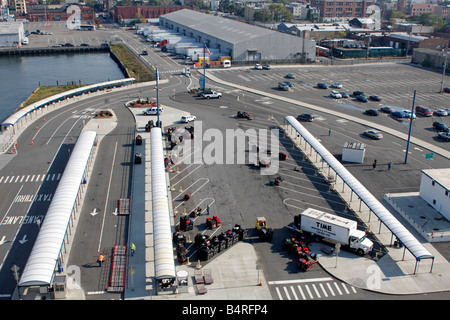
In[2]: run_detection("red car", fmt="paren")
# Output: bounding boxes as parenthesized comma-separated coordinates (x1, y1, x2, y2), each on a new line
(443, 87, 450, 93)
(369, 95, 382, 101)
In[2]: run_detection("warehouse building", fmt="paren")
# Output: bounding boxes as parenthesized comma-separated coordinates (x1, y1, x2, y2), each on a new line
(159, 9, 316, 63)
(0, 21, 24, 47)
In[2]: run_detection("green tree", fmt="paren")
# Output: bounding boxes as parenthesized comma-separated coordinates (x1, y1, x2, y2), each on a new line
(268, 4, 293, 22)
(418, 13, 446, 31)
(254, 9, 273, 23)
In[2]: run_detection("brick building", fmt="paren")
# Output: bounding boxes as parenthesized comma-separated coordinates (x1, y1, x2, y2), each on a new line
(112, 6, 187, 23)
(23, 4, 93, 22)
(310, 0, 375, 20)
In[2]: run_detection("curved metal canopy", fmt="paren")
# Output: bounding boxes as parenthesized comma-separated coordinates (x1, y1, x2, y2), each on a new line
(285, 116, 433, 261)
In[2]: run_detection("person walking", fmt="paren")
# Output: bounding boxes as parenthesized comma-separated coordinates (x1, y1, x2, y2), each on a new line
(207, 205, 210, 215)
(130, 243, 136, 256)
(98, 254, 104, 267)
(388, 161, 392, 170)
(328, 128, 332, 136)
(372, 159, 377, 170)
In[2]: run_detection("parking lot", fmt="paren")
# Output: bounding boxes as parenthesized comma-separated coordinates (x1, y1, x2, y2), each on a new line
(211, 63, 450, 144)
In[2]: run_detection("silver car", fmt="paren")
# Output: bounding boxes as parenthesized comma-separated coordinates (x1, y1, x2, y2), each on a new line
(363, 129, 383, 140)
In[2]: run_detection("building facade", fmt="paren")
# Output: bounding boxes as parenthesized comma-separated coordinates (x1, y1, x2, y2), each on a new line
(23, 4, 93, 22)
(112, 5, 187, 23)
(0, 21, 24, 47)
(310, 0, 374, 20)
(419, 169, 450, 221)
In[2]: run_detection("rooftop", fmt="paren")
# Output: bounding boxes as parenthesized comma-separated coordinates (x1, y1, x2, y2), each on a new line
(160, 9, 275, 44)
(422, 168, 450, 190)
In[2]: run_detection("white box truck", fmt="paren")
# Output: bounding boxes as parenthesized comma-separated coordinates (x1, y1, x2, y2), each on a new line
(294, 208, 373, 256)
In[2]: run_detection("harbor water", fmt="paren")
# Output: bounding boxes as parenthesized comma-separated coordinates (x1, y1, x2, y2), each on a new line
(0, 52, 126, 122)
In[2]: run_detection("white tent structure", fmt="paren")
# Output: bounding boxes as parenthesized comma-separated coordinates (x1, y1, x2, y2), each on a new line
(150, 127, 176, 288)
(284, 116, 434, 273)
(18, 131, 97, 291)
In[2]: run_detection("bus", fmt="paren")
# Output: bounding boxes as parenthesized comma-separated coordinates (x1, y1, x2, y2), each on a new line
(316, 46, 331, 57)
(77, 25, 96, 31)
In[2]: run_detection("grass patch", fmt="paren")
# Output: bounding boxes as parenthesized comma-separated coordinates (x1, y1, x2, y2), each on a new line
(22, 84, 86, 108)
(110, 43, 155, 83)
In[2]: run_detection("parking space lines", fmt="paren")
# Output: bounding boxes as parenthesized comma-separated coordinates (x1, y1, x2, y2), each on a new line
(0, 173, 61, 184)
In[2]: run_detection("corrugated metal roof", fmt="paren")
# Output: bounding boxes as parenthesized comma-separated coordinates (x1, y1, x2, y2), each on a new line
(285, 116, 434, 261)
(160, 9, 274, 44)
(18, 131, 97, 287)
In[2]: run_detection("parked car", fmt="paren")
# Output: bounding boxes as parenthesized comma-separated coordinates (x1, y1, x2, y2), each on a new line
(363, 129, 383, 140)
(443, 87, 450, 93)
(356, 95, 368, 102)
(181, 115, 196, 123)
(254, 64, 263, 70)
(438, 131, 450, 140)
(369, 95, 382, 101)
(141, 50, 148, 55)
(51, 44, 62, 47)
(283, 81, 293, 87)
(317, 83, 328, 89)
(434, 109, 448, 116)
(353, 91, 365, 97)
(402, 110, 416, 119)
(380, 106, 394, 113)
(63, 43, 74, 47)
(285, 73, 296, 79)
(262, 64, 271, 70)
(330, 83, 342, 88)
(392, 111, 407, 119)
(80, 43, 89, 47)
(364, 109, 379, 116)
(297, 113, 315, 122)
(330, 90, 342, 99)
(415, 105, 433, 117)
(278, 82, 290, 91)
(433, 121, 449, 132)
(340, 91, 349, 98)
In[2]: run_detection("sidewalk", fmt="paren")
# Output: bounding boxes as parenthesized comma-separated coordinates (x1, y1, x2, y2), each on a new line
(124, 105, 273, 300)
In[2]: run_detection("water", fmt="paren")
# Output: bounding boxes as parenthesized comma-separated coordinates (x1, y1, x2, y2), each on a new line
(0, 53, 126, 122)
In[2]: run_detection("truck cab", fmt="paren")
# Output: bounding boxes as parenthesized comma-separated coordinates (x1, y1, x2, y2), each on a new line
(348, 230, 373, 256)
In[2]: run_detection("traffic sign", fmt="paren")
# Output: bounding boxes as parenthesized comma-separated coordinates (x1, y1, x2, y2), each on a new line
(425, 153, 433, 159)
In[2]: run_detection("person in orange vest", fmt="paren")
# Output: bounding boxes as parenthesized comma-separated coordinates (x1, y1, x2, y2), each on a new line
(98, 254, 105, 267)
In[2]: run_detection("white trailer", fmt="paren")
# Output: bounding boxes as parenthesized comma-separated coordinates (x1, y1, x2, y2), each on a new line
(294, 208, 373, 256)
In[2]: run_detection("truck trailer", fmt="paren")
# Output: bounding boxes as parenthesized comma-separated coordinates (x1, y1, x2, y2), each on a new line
(294, 208, 373, 256)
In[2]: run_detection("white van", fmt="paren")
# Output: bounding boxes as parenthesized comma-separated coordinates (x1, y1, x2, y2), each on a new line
(143, 107, 163, 115)
(223, 60, 231, 68)
(181, 115, 196, 123)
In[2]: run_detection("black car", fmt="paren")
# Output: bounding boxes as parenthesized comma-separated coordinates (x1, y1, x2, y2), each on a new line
(380, 106, 394, 113)
(317, 83, 328, 89)
(369, 95, 382, 101)
(80, 43, 89, 47)
(356, 95, 368, 102)
(297, 113, 315, 122)
(433, 121, 449, 132)
(353, 91, 365, 97)
(364, 109, 379, 116)
(63, 43, 74, 47)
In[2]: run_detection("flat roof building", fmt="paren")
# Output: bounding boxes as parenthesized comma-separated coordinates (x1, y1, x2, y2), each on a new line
(0, 21, 24, 47)
(420, 168, 450, 220)
(159, 9, 316, 63)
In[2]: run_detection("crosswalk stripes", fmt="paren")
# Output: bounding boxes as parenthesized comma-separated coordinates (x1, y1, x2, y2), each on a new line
(269, 278, 357, 300)
(0, 173, 61, 184)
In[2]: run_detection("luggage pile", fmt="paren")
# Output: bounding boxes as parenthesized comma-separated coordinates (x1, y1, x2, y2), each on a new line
(283, 236, 318, 272)
(173, 232, 189, 265)
(195, 225, 247, 261)
(206, 216, 222, 229)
